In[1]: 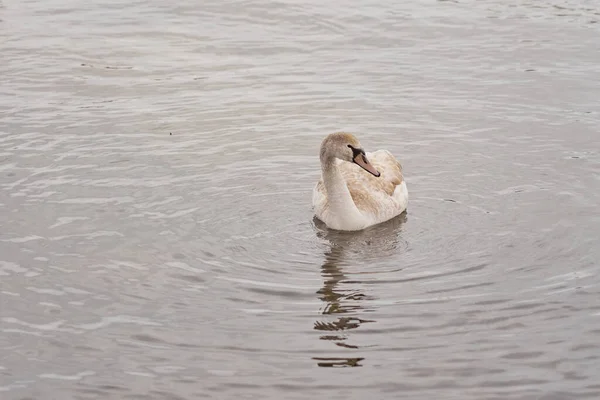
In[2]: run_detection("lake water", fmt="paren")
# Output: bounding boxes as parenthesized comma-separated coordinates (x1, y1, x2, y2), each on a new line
(1, 0, 600, 399)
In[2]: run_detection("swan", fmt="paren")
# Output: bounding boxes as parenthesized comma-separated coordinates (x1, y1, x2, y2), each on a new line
(312, 132, 408, 231)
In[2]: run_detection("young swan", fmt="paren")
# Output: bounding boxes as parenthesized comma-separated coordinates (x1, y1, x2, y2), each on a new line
(312, 132, 408, 231)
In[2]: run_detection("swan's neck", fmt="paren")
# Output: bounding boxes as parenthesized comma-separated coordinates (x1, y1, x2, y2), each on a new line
(321, 159, 362, 221)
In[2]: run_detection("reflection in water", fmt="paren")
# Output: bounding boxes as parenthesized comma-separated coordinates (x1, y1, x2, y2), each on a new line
(312, 214, 408, 367)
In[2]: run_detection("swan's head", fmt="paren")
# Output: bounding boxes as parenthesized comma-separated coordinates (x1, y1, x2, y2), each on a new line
(319, 132, 380, 177)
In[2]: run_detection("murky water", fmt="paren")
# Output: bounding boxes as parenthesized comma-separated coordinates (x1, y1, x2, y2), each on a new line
(2, 0, 600, 398)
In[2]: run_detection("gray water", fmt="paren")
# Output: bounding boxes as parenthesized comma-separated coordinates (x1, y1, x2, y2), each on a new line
(1, 0, 600, 399)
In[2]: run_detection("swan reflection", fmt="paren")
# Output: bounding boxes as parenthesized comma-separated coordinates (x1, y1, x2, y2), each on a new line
(312, 213, 407, 367)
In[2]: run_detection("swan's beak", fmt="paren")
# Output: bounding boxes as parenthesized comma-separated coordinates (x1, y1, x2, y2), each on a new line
(354, 153, 380, 177)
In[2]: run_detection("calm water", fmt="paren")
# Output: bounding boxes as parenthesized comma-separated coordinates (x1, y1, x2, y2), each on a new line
(2, 0, 600, 399)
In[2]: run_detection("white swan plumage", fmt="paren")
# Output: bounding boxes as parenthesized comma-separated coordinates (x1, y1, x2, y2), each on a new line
(312, 132, 408, 231)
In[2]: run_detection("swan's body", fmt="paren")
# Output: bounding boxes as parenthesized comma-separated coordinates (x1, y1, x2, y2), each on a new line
(312, 132, 408, 231)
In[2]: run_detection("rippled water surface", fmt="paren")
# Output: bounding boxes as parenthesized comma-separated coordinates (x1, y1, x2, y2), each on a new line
(2, 0, 600, 399)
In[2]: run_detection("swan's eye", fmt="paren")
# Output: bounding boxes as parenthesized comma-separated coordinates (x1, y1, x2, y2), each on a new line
(348, 144, 364, 158)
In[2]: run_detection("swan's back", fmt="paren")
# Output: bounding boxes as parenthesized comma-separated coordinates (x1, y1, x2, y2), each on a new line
(343, 150, 403, 197)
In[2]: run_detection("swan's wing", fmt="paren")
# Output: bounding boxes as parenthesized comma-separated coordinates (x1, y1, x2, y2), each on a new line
(339, 149, 404, 215)
(367, 150, 404, 192)
(340, 150, 403, 196)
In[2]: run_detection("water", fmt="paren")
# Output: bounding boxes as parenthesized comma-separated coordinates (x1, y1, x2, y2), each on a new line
(1, 0, 600, 398)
